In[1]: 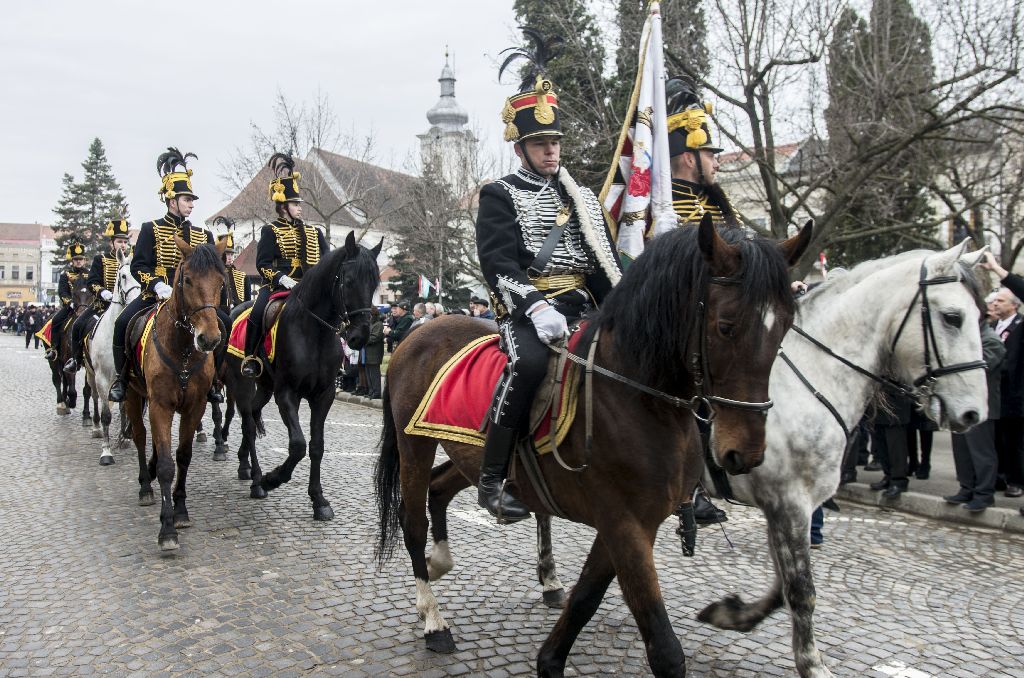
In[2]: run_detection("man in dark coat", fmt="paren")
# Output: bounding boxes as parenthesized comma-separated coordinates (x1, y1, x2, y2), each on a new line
(980, 252, 1024, 497)
(363, 307, 385, 399)
(385, 301, 414, 348)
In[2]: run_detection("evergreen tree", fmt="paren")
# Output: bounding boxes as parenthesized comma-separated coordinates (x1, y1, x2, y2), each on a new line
(824, 0, 938, 267)
(50, 138, 127, 262)
(513, 0, 615, 189)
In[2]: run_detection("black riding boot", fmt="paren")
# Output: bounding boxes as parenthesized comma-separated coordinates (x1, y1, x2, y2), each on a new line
(109, 343, 128, 402)
(240, 318, 262, 378)
(693, 488, 728, 526)
(477, 422, 531, 523)
(207, 350, 224, 403)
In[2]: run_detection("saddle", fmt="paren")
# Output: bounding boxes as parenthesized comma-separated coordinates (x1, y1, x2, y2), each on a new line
(126, 305, 161, 375)
(226, 291, 290, 362)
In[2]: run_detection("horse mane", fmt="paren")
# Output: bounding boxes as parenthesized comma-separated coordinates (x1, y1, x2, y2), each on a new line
(591, 226, 795, 391)
(182, 243, 226, 277)
(285, 242, 380, 314)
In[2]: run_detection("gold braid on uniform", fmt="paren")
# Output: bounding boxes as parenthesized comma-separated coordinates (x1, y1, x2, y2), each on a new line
(672, 181, 725, 225)
(230, 268, 247, 301)
(302, 225, 321, 268)
(271, 221, 300, 272)
(96, 254, 118, 293)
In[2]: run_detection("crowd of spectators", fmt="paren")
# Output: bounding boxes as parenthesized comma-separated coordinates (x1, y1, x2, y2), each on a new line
(1, 304, 57, 349)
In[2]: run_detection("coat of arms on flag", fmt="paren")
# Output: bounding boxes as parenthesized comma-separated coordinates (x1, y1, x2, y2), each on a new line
(599, 0, 674, 267)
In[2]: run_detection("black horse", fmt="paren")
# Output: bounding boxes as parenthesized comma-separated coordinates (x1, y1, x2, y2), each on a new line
(224, 231, 381, 519)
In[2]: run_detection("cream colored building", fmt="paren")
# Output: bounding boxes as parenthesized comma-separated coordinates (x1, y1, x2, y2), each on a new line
(0, 223, 58, 306)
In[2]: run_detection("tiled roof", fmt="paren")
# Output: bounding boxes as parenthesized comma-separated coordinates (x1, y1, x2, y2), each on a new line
(0, 223, 54, 243)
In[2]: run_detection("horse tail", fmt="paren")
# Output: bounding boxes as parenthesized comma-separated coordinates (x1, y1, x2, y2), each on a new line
(374, 385, 402, 568)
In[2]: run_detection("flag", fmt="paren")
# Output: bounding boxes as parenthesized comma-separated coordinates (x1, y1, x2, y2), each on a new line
(819, 252, 828, 280)
(417, 274, 432, 298)
(599, 1, 674, 265)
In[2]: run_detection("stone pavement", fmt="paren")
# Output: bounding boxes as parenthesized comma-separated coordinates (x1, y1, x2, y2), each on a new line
(2, 333, 1023, 677)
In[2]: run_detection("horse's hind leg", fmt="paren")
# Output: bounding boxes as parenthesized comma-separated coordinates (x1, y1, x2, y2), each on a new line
(148, 401, 178, 551)
(305, 388, 335, 521)
(125, 393, 152, 505)
(537, 535, 617, 678)
(210, 399, 227, 461)
(81, 380, 92, 427)
(99, 399, 115, 465)
(425, 460, 468, 581)
(535, 514, 566, 607)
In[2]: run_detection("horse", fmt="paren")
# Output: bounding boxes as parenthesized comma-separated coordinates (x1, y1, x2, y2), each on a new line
(222, 231, 381, 520)
(208, 369, 236, 461)
(123, 237, 227, 551)
(692, 243, 990, 678)
(84, 250, 140, 465)
(48, 281, 93, 416)
(374, 217, 812, 677)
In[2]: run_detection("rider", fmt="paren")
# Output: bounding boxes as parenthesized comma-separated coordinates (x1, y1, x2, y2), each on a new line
(108, 148, 223, 404)
(473, 32, 621, 522)
(667, 78, 734, 526)
(44, 242, 90, 362)
(240, 152, 329, 378)
(64, 214, 132, 373)
(216, 230, 251, 310)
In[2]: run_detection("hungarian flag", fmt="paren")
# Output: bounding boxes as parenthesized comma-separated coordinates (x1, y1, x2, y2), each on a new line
(599, 0, 674, 266)
(417, 274, 433, 299)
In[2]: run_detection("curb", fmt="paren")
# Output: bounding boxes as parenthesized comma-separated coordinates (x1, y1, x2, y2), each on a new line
(334, 392, 384, 410)
(836, 482, 1024, 535)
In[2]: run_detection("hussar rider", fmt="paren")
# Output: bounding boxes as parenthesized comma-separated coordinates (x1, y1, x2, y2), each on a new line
(64, 213, 132, 373)
(43, 242, 90, 362)
(212, 223, 250, 310)
(108, 148, 226, 404)
(666, 77, 736, 526)
(473, 29, 622, 522)
(240, 152, 329, 378)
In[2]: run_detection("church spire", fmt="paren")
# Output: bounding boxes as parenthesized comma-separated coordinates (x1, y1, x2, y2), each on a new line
(426, 49, 468, 131)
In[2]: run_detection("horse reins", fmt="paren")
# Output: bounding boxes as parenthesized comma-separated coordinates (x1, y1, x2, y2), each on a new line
(150, 259, 221, 391)
(782, 257, 987, 438)
(290, 258, 374, 336)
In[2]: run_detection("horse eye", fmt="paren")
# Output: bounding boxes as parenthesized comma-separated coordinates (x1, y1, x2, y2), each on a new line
(184, 277, 192, 286)
(718, 321, 736, 338)
(942, 311, 962, 328)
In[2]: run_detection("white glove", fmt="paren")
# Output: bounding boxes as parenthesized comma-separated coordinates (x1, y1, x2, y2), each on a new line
(528, 302, 568, 345)
(279, 275, 297, 290)
(154, 282, 173, 300)
(100, 290, 113, 302)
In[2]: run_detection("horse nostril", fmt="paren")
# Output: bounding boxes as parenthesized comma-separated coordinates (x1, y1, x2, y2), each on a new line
(722, 450, 743, 474)
(961, 410, 980, 428)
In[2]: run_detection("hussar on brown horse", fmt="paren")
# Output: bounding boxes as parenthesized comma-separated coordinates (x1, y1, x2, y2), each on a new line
(123, 237, 227, 551)
(375, 218, 811, 676)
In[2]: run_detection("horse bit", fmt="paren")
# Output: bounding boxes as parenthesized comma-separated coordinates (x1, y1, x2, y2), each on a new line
(290, 258, 373, 336)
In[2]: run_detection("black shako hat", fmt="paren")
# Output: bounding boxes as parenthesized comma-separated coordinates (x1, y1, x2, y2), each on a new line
(498, 28, 564, 143)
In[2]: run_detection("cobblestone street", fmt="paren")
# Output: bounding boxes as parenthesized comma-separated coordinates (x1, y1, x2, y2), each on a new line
(1, 332, 1023, 677)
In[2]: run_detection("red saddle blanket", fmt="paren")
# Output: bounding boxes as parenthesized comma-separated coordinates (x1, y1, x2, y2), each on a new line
(35, 319, 53, 347)
(404, 331, 585, 454)
(226, 291, 290, 363)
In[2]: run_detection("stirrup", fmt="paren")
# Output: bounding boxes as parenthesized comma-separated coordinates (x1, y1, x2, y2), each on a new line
(240, 355, 264, 378)
(44, 349, 58, 361)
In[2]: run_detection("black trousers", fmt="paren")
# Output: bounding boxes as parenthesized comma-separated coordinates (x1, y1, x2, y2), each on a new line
(952, 420, 998, 499)
(25, 328, 39, 349)
(875, 423, 910, 482)
(245, 286, 275, 357)
(365, 362, 382, 398)
(70, 306, 100, 360)
(491, 315, 552, 429)
(112, 295, 157, 374)
(48, 305, 74, 350)
(995, 416, 1024, 488)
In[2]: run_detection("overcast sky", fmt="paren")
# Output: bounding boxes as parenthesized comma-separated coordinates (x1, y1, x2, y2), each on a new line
(1, 0, 521, 226)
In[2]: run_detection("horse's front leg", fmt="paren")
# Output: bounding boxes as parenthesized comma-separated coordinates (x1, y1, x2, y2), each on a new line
(148, 400, 178, 551)
(172, 401, 205, 531)
(125, 392, 152, 504)
(210, 398, 227, 461)
(535, 514, 566, 608)
(306, 388, 335, 521)
(99, 399, 115, 465)
(261, 389, 305, 494)
(81, 380, 92, 427)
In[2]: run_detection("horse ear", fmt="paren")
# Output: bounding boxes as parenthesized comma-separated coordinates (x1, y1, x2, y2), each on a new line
(174, 235, 194, 257)
(345, 230, 358, 257)
(372, 237, 384, 258)
(778, 220, 814, 268)
(697, 213, 738, 274)
(214, 236, 228, 258)
(931, 237, 971, 273)
(959, 244, 988, 269)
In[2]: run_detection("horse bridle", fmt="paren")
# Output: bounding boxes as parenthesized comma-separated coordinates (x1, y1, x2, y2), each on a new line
(172, 260, 221, 337)
(291, 257, 374, 335)
(785, 257, 987, 428)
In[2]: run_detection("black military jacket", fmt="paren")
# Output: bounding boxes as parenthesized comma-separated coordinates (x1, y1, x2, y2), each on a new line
(58, 266, 90, 305)
(671, 179, 733, 225)
(475, 167, 618, 321)
(224, 266, 251, 308)
(255, 218, 329, 288)
(87, 250, 119, 297)
(131, 212, 213, 298)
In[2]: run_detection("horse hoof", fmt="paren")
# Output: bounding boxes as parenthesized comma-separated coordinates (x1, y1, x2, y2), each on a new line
(56, 405, 68, 416)
(313, 505, 335, 521)
(81, 418, 91, 428)
(196, 432, 208, 443)
(213, 447, 227, 461)
(237, 468, 251, 481)
(250, 486, 267, 500)
(159, 536, 179, 551)
(91, 429, 103, 439)
(542, 588, 566, 609)
(174, 515, 193, 529)
(139, 492, 155, 506)
(99, 455, 115, 466)
(424, 629, 456, 654)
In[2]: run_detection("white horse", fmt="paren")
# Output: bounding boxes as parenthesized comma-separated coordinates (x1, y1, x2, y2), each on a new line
(697, 242, 990, 677)
(85, 251, 140, 465)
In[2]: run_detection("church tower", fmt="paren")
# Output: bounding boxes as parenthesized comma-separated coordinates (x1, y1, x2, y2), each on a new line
(417, 51, 478, 194)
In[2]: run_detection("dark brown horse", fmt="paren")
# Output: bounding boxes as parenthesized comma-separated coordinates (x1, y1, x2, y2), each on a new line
(375, 218, 811, 677)
(123, 237, 227, 551)
(49, 282, 93, 417)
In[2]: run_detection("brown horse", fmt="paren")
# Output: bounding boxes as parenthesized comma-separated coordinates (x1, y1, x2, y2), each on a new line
(375, 218, 811, 677)
(123, 237, 227, 551)
(49, 282, 93, 416)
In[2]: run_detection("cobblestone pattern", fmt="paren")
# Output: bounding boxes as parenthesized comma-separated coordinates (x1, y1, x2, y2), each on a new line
(1, 334, 1023, 677)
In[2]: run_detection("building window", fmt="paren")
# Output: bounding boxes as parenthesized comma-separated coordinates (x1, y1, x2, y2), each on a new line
(52, 269, 60, 284)
(0, 265, 5, 279)
(26, 266, 34, 281)
(11, 265, 18, 281)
